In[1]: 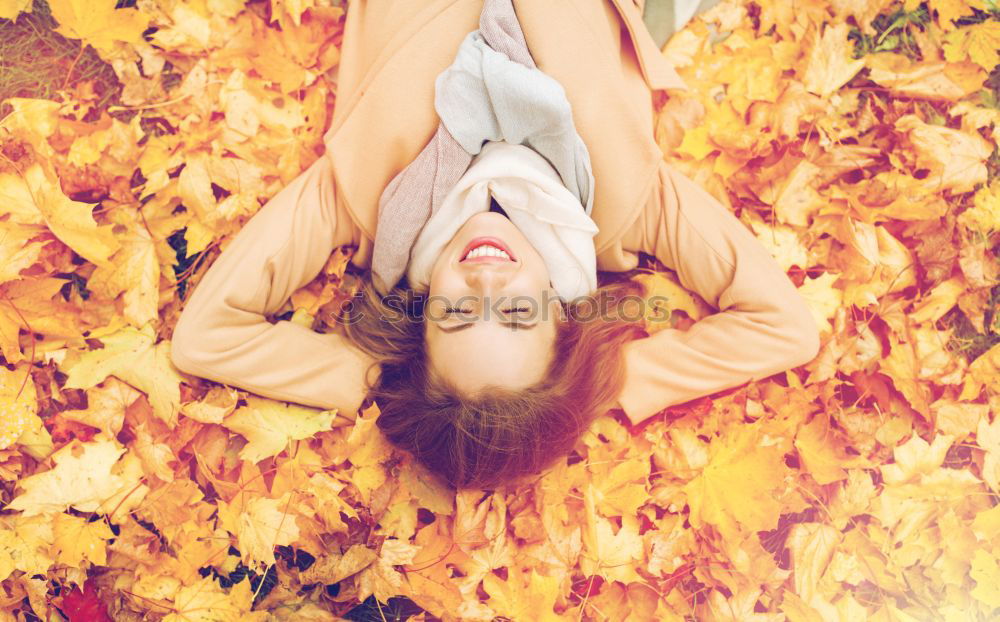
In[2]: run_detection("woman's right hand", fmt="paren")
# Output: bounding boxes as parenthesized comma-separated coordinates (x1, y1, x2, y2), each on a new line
(170, 151, 376, 415)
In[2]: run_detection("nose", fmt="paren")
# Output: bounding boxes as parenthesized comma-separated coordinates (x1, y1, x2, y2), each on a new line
(464, 265, 511, 294)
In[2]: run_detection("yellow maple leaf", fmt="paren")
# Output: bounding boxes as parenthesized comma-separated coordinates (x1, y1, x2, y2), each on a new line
(234, 494, 301, 572)
(682, 423, 787, 539)
(0, 366, 41, 452)
(0, 277, 84, 366)
(797, 271, 842, 335)
(971, 549, 1000, 608)
(62, 324, 183, 426)
(179, 385, 239, 425)
(219, 70, 307, 140)
(943, 20, 1000, 72)
(223, 395, 337, 463)
(632, 271, 711, 333)
(176, 152, 265, 225)
(910, 276, 967, 324)
(482, 565, 564, 622)
(51, 512, 115, 569)
(965, 21, 1000, 71)
(960, 342, 1000, 400)
(839, 219, 917, 308)
(87, 223, 160, 328)
(932, 0, 984, 30)
(59, 377, 140, 440)
(163, 575, 265, 622)
(0, 222, 45, 286)
(298, 543, 378, 586)
(896, 114, 993, 193)
(881, 337, 934, 416)
(866, 53, 975, 100)
(972, 504, 1000, 539)
(581, 489, 644, 584)
(0, 514, 55, 581)
(747, 216, 811, 273)
(795, 413, 867, 485)
(772, 160, 826, 227)
(802, 22, 866, 98)
(148, 1, 212, 52)
(342, 404, 394, 505)
(589, 454, 650, 518)
(356, 539, 420, 603)
(960, 182, 1000, 234)
(270, 0, 316, 27)
(880, 434, 955, 485)
(676, 126, 717, 160)
(0, 0, 31, 19)
(7, 438, 149, 519)
(48, 0, 150, 54)
(787, 522, 841, 604)
(0, 99, 61, 159)
(3, 164, 120, 266)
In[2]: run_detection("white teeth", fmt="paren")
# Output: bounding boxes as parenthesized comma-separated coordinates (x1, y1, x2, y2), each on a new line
(465, 244, 511, 260)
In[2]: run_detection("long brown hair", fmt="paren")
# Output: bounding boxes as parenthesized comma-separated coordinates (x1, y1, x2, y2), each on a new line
(339, 276, 647, 489)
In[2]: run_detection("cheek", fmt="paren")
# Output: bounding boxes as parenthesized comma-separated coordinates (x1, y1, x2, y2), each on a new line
(428, 264, 463, 300)
(427, 256, 451, 294)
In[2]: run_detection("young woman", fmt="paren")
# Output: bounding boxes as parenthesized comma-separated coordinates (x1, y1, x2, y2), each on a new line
(170, 0, 820, 489)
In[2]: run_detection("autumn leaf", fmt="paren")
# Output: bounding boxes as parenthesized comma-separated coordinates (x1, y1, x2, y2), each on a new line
(0, 514, 55, 581)
(0, 366, 41, 451)
(896, 114, 994, 193)
(794, 412, 868, 485)
(48, 0, 150, 54)
(802, 22, 866, 98)
(482, 566, 564, 622)
(943, 20, 1000, 71)
(682, 423, 787, 539)
(163, 575, 266, 622)
(961, 182, 1000, 234)
(63, 324, 183, 427)
(796, 271, 842, 335)
(581, 485, 644, 583)
(971, 549, 1000, 609)
(633, 271, 711, 333)
(7, 438, 148, 520)
(4, 163, 120, 266)
(230, 493, 301, 572)
(0, 0, 30, 20)
(51, 512, 115, 569)
(221, 395, 336, 463)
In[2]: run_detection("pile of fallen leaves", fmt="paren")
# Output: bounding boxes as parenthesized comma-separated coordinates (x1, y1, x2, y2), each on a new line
(0, 0, 998, 619)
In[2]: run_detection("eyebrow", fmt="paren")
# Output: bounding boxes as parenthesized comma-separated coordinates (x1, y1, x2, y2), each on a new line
(435, 320, 538, 334)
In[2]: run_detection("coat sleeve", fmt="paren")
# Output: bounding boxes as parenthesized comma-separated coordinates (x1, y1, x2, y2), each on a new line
(170, 151, 376, 416)
(615, 160, 821, 425)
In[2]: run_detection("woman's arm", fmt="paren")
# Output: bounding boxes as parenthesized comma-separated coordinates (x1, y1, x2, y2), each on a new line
(616, 160, 821, 425)
(170, 151, 376, 415)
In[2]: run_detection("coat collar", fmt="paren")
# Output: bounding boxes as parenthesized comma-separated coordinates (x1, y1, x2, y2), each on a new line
(323, 0, 688, 256)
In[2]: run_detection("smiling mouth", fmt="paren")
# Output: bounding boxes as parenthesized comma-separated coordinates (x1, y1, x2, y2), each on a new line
(460, 237, 517, 262)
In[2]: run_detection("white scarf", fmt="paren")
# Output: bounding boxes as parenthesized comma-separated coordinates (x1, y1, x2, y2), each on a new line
(405, 140, 599, 302)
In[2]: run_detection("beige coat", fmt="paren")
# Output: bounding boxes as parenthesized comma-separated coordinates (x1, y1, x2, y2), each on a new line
(170, 0, 820, 425)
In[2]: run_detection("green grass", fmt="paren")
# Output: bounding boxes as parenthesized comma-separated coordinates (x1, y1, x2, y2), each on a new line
(848, 2, 931, 61)
(0, 0, 123, 121)
(942, 283, 1000, 364)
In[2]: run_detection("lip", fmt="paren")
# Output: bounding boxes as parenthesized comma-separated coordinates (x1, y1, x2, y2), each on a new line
(459, 236, 517, 263)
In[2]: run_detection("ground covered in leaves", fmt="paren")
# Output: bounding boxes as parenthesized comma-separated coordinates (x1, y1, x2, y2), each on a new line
(0, 0, 998, 620)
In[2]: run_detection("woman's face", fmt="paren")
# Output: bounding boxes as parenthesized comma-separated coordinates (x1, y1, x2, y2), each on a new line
(424, 209, 563, 394)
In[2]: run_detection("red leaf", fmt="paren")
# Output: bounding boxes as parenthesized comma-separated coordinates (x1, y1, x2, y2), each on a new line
(58, 578, 111, 622)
